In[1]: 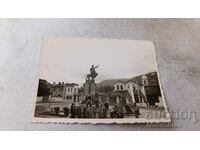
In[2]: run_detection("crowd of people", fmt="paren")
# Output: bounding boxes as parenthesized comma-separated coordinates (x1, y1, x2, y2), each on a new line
(70, 101, 109, 118)
(69, 97, 141, 119)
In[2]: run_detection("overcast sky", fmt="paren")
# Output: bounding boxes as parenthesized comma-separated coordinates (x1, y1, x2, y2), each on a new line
(38, 38, 157, 85)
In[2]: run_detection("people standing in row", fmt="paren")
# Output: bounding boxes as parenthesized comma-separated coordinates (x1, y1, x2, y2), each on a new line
(69, 100, 140, 119)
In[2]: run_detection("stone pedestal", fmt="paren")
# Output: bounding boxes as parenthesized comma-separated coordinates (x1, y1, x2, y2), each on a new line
(83, 79, 96, 96)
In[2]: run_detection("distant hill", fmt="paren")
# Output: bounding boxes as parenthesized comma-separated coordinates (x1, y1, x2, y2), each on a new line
(97, 79, 128, 87)
(97, 72, 159, 87)
(142, 72, 159, 86)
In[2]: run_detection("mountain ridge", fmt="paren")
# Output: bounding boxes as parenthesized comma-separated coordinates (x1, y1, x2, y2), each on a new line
(97, 71, 158, 87)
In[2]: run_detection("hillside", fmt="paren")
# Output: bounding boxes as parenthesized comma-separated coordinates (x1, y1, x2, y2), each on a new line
(97, 79, 128, 87)
(97, 71, 158, 87)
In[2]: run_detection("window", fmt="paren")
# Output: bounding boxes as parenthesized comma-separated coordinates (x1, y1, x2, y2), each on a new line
(121, 85, 123, 90)
(117, 85, 119, 90)
(133, 85, 135, 90)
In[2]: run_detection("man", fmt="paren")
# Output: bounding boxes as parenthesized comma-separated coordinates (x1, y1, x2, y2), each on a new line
(70, 103, 76, 118)
(134, 103, 140, 118)
(90, 65, 99, 79)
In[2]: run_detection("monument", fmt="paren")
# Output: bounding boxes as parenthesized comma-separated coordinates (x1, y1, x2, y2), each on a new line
(83, 65, 99, 97)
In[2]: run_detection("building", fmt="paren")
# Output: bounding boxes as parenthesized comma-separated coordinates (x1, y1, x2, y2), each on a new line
(51, 82, 64, 97)
(113, 79, 148, 107)
(98, 72, 163, 107)
(50, 82, 80, 102)
(63, 83, 79, 101)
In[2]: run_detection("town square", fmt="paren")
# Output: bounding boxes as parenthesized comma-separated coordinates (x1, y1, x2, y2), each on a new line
(35, 65, 167, 119)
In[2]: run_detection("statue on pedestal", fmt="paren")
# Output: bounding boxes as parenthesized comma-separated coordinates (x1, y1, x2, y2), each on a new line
(85, 65, 99, 81)
(83, 65, 99, 97)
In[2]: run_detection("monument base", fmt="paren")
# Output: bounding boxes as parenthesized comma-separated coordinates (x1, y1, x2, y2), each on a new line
(83, 79, 96, 96)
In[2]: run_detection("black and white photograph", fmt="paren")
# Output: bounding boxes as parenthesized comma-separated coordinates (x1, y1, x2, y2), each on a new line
(1, 0, 200, 149)
(32, 37, 170, 123)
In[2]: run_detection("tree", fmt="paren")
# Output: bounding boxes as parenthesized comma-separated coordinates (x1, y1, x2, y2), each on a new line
(37, 79, 51, 96)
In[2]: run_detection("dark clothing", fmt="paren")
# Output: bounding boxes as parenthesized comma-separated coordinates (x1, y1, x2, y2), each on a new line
(98, 107, 103, 118)
(87, 107, 93, 118)
(135, 107, 140, 118)
(94, 99, 99, 108)
(104, 103, 109, 110)
(70, 104, 76, 118)
(76, 106, 82, 118)
(82, 105, 87, 118)
(102, 107, 107, 118)
(117, 105, 124, 118)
